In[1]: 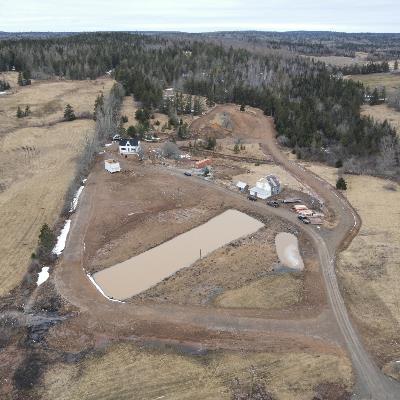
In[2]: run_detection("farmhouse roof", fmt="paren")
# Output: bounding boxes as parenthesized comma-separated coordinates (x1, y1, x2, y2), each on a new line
(119, 138, 139, 147)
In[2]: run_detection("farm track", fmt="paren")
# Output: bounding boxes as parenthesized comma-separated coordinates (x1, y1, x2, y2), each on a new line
(56, 105, 400, 399)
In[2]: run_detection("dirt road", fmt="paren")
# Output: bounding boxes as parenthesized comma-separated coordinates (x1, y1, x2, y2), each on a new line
(55, 105, 400, 399)
(200, 105, 400, 399)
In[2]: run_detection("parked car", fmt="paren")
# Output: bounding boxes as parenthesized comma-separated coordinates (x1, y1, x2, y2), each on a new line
(184, 171, 192, 176)
(247, 194, 257, 201)
(267, 200, 280, 208)
(298, 215, 311, 224)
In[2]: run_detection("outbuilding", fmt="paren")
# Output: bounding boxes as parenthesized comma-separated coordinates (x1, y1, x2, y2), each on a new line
(236, 181, 248, 192)
(105, 159, 121, 173)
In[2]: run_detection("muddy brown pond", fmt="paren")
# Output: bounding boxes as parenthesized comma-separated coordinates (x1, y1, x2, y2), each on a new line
(92, 209, 264, 300)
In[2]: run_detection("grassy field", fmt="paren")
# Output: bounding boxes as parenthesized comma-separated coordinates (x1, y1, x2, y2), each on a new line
(41, 343, 353, 400)
(337, 175, 400, 370)
(0, 74, 114, 296)
(305, 52, 369, 67)
(349, 72, 400, 96)
(214, 274, 303, 309)
(361, 104, 400, 136)
(302, 162, 400, 372)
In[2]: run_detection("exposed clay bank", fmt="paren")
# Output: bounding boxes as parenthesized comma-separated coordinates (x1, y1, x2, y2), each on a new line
(92, 209, 264, 300)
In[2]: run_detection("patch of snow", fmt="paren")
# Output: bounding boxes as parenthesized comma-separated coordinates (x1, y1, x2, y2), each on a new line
(52, 220, 71, 255)
(104, 143, 113, 147)
(37, 266, 50, 286)
(98, 151, 105, 155)
(0, 91, 7, 95)
(82, 178, 87, 183)
(86, 274, 125, 303)
(69, 186, 84, 212)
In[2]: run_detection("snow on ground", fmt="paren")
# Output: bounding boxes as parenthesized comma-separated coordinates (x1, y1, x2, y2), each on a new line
(52, 220, 71, 255)
(86, 274, 125, 303)
(69, 185, 84, 212)
(0, 91, 7, 95)
(105, 143, 113, 147)
(37, 266, 50, 286)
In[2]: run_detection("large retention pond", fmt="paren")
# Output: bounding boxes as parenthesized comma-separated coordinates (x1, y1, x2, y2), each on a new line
(92, 209, 264, 300)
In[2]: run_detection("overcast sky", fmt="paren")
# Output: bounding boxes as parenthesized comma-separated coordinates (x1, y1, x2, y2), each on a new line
(2, 0, 400, 33)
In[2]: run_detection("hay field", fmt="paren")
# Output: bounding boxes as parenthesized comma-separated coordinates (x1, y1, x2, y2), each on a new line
(349, 72, 400, 96)
(302, 162, 400, 368)
(41, 343, 353, 400)
(0, 72, 112, 135)
(337, 176, 400, 367)
(214, 274, 303, 309)
(361, 104, 400, 137)
(0, 76, 114, 296)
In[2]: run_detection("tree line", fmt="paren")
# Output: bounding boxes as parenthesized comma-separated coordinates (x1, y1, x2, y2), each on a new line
(0, 32, 398, 176)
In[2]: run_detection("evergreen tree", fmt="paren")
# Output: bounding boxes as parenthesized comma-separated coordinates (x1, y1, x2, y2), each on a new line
(16, 106, 24, 118)
(93, 93, 104, 120)
(206, 136, 216, 150)
(233, 143, 240, 153)
(17, 72, 23, 86)
(24, 105, 31, 117)
(370, 88, 380, 105)
(135, 108, 150, 124)
(127, 125, 137, 137)
(336, 177, 347, 190)
(240, 104, 246, 112)
(64, 104, 76, 121)
(193, 97, 204, 116)
(38, 223, 56, 256)
(394, 60, 399, 70)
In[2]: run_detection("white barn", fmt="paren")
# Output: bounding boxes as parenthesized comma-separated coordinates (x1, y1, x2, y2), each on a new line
(249, 177, 272, 199)
(119, 138, 141, 155)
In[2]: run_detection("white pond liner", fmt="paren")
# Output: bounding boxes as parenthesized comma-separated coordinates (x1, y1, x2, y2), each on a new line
(37, 266, 50, 286)
(86, 274, 125, 303)
(52, 220, 71, 255)
(275, 232, 304, 270)
(69, 185, 84, 212)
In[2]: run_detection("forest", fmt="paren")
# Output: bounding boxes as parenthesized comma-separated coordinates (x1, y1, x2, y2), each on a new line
(0, 32, 398, 175)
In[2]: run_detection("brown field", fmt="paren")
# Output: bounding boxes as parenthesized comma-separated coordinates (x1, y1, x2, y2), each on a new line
(214, 274, 303, 310)
(361, 104, 400, 136)
(306, 52, 369, 67)
(337, 176, 400, 371)
(0, 75, 114, 296)
(349, 72, 400, 96)
(301, 162, 400, 372)
(41, 343, 353, 400)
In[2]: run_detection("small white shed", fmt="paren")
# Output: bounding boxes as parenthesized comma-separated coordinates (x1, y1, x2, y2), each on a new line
(105, 159, 121, 173)
(236, 181, 248, 192)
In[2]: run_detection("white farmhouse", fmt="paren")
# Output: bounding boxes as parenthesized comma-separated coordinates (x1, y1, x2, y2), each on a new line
(249, 177, 272, 199)
(119, 138, 141, 155)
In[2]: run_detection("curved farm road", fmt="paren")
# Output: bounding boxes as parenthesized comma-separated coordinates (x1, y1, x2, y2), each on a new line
(205, 105, 400, 399)
(55, 105, 400, 399)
